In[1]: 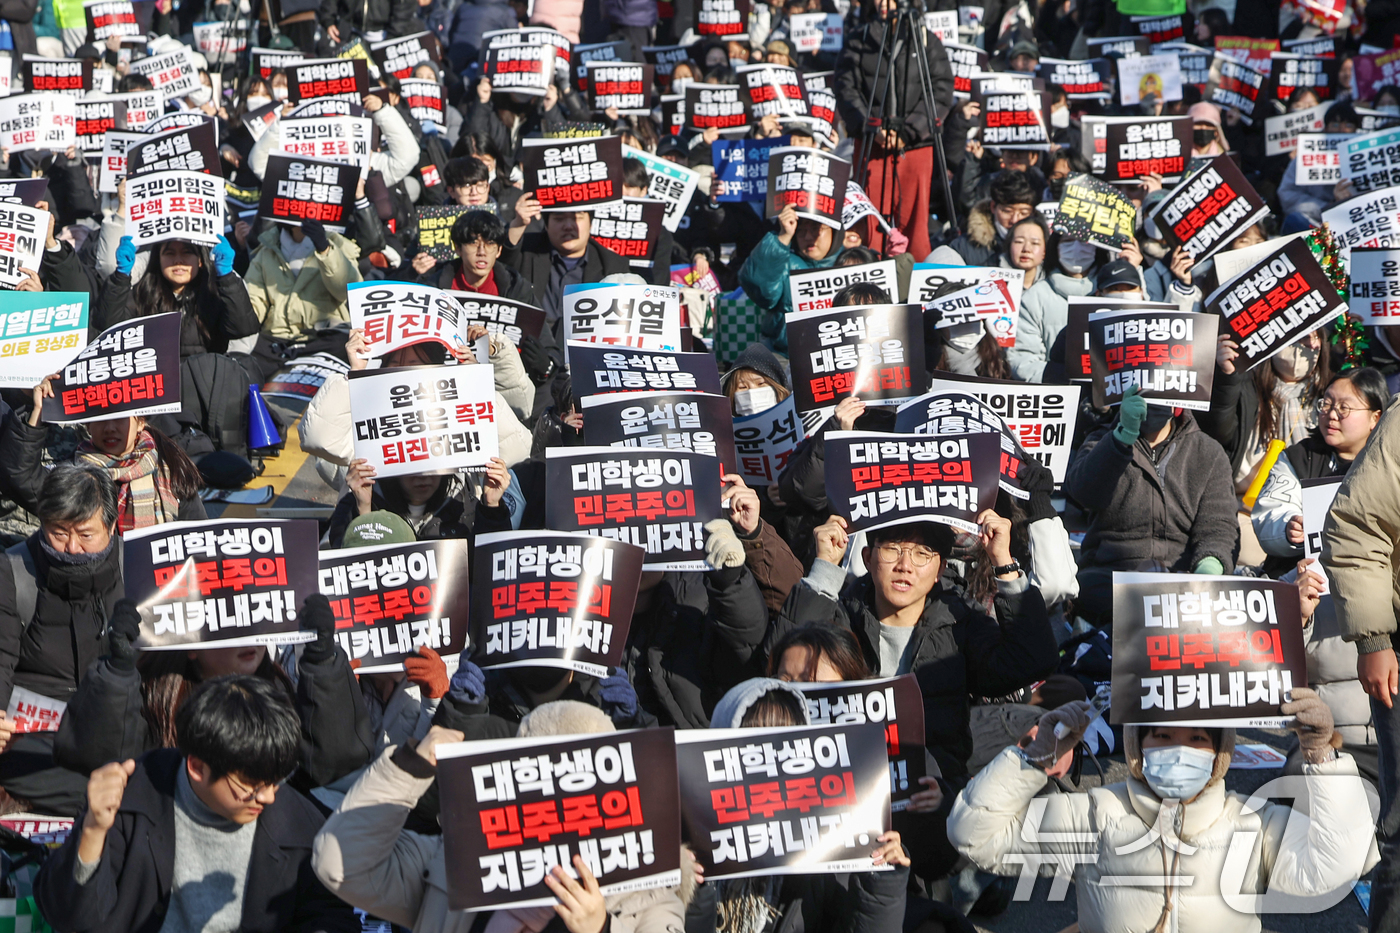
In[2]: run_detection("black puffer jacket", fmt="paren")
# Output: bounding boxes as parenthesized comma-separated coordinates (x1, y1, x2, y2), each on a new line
(685, 865, 909, 933)
(835, 13, 956, 149)
(96, 270, 260, 359)
(318, 0, 418, 42)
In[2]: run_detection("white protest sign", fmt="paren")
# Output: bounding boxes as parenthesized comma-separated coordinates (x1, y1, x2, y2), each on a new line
(125, 171, 225, 247)
(928, 377, 1081, 483)
(130, 47, 200, 101)
(194, 20, 249, 62)
(623, 144, 698, 233)
(106, 90, 160, 128)
(906, 263, 1024, 309)
(98, 130, 144, 194)
(733, 394, 805, 485)
(0, 204, 49, 288)
(348, 281, 472, 358)
(923, 10, 957, 43)
(788, 259, 898, 314)
(1322, 188, 1400, 257)
(6, 685, 66, 734)
(1264, 100, 1331, 156)
(928, 280, 1016, 328)
(791, 12, 843, 51)
(1301, 477, 1342, 595)
(1349, 247, 1400, 324)
(1296, 133, 1348, 185)
(842, 180, 885, 231)
(564, 282, 682, 352)
(348, 363, 500, 477)
(1116, 53, 1182, 105)
(280, 115, 373, 174)
(0, 93, 75, 152)
(1342, 126, 1400, 195)
(0, 293, 88, 387)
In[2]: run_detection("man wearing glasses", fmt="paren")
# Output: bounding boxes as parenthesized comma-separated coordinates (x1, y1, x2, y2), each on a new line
(35, 676, 358, 933)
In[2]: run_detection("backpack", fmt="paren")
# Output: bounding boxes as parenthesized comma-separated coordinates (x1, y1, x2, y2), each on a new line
(181, 352, 252, 458)
(4, 539, 124, 632)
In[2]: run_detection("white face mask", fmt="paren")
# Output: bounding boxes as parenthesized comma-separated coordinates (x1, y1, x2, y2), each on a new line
(946, 321, 983, 352)
(188, 85, 212, 106)
(734, 386, 778, 415)
(1379, 104, 1400, 116)
(1051, 106, 1070, 129)
(272, 86, 288, 101)
(730, 56, 749, 69)
(245, 94, 271, 109)
(1141, 745, 1216, 801)
(1272, 339, 1318, 381)
(1058, 239, 1096, 274)
(671, 76, 693, 94)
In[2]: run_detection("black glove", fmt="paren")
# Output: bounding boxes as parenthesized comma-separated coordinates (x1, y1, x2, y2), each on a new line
(302, 218, 330, 254)
(106, 599, 142, 673)
(1018, 457, 1058, 525)
(518, 334, 553, 385)
(299, 593, 338, 662)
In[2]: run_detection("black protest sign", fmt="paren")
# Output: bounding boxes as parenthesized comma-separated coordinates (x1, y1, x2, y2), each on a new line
(660, 94, 685, 135)
(43, 312, 180, 424)
(369, 31, 439, 80)
(262, 352, 349, 401)
(793, 676, 926, 812)
(288, 57, 370, 103)
(968, 73, 1040, 107)
(438, 728, 682, 911)
(0, 178, 48, 206)
(1086, 36, 1151, 57)
(482, 33, 555, 96)
(1164, 43, 1213, 90)
(1052, 174, 1137, 251)
(765, 147, 849, 229)
(591, 198, 665, 268)
(287, 98, 368, 119)
(126, 121, 220, 178)
(253, 46, 305, 80)
(786, 304, 924, 416)
(1205, 236, 1346, 371)
(471, 530, 644, 676)
(1130, 13, 1184, 44)
(520, 136, 623, 211)
(1211, 55, 1267, 123)
(644, 45, 690, 91)
(925, 375, 1082, 483)
(894, 391, 1030, 499)
(1037, 58, 1111, 99)
(980, 90, 1052, 150)
(401, 79, 446, 134)
(697, 0, 750, 37)
(146, 111, 219, 140)
(1283, 36, 1336, 56)
(84, 0, 139, 41)
(580, 390, 738, 476)
(686, 83, 749, 132)
(1110, 572, 1306, 727)
(318, 538, 469, 674)
(944, 42, 988, 100)
(568, 343, 722, 399)
(21, 57, 90, 95)
(586, 63, 654, 114)
(125, 519, 321, 650)
(1084, 115, 1192, 184)
(417, 204, 468, 261)
(544, 447, 722, 571)
(74, 98, 125, 154)
(574, 41, 631, 91)
(1088, 308, 1218, 410)
(823, 430, 1000, 535)
(447, 293, 547, 344)
(1265, 53, 1338, 103)
(1149, 155, 1269, 262)
(677, 723, 890, 878)
(738, 64, 810, 122)
(259, 153, 359, 232)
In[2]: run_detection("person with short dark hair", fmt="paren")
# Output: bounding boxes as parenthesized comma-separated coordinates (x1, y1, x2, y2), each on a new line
(35, 675, 359, 933)
(620, 157, 679, 288)
(945, 170, 1039, 266)
(738, 203, 845, 351)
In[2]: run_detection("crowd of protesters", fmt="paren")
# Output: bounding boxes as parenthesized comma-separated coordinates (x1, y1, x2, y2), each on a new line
(0, 0, 1395, 929)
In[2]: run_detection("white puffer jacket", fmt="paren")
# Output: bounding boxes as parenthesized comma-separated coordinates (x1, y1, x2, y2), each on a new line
(949, 745, 1377, 933)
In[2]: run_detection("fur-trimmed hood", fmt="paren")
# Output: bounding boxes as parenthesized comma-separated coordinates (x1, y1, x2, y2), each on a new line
(1123, 724, 1236, 793)
(966, 200, 997, 250)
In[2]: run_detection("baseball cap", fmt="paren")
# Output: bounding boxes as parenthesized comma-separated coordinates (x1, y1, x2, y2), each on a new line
(1096, 259, 1140, 291)
(343, 510, 416, 548)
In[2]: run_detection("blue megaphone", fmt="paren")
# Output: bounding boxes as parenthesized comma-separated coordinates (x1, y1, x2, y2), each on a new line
(247, 385, 281, 450)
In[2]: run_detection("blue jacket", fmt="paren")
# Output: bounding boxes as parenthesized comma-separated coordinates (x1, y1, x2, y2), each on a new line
(738, 230, 843, 352)
(601, 0, 656, 27)
(447, 0, 519, 72)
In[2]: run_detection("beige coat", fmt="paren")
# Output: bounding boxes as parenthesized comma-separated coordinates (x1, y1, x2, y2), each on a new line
(248, 225, 362, 341)
(312, 748, 686, 933)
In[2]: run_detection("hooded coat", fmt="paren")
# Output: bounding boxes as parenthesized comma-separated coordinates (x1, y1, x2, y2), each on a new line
(944, 200, 1001, 268)
(738, 230, 843, 353)
(1007, 270, 1096, 383)
(245, 226, 363, 342)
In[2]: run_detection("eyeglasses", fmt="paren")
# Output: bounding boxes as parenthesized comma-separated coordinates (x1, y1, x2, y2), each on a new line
(873, 544, 937, 566)
(223, 773, 281, 803)
(1315, 398, 1372, 420)
(451, 181, 491, 193)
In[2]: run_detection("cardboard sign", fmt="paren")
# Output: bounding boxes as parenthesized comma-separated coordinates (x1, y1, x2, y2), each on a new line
(823, 430, 1000, 534)
(677, 723, 890, 879)
(894, 390, 1031, 499)
(1300, 476, 1341, 594)
(925, 280, 1015, 329)
(415, 205, 467, 262)
(437, 728, 681, 910)
(482, 34, 556, 96)
(85, 0, 138, 42)
(1295, 133, 1347, 185)
(1116, 53, 1182, 105)
(544, 447, 722, 571)
(1088, 308, 1217, 410)
(733, 394, 804, 486)
(520, 136, 622, 211)
(1206, 237, 1345, 370)
(586, 63, 654, 115)
(1322, 187, 1400, 256)
(258, 153, 359, 233)
(6, 685, 65, 734)
(622, 144, 697, 234)
(318, 538, 468, 674)
(125, 171, 223, 247)
(568, 343, 721, 399)
(643, 45, 690, 91)
(697, 0, 750, 37)
(1211, 55, 1267, 123)
(1037, 58, 1111, 99)
(580, 390, 737, 476)
(1110, 572, 1306, 727)
(793, 11, 844, 50)
(1053, 173, 1137, 251)
(0, 203, 48, 288)
(74, 98, 125, 154)
(471, 530, 643, 677)
(1131, 13, 1183, 44)
(564, 282, 682, 352)
(738, 64, 810, 123)
(130, 47, 200, 101)
(350, 281, 473, 358)
(126, 519, 321, 650)
(279, 115, 372, 173)
(712, 137, 786, 202)
(1283, 36, 1335, 57)
(980, 90, 1052, 150)
(0, 94, 75, 152)
(448, 293, 547, 345)
(765, 147, 849, 230)
(369, 31, 439, 80)
(21, 56, 90, 96)
(0, 292, 87, 387)
(660, 92, 686, 134)
(1266, 53, 1338, 103)
(262, 352, 350, 400)
(347, 363, 500, 477)
(1083, 115, 1191, 184)
(481, 26, 570, 78)
(789, 260, 899, 315)
(686, 83, 749, 132)
(842, 181, 883, 232)
(1263, 100, 1332, 156)
(1342, 127, 1400, 196)
(1349, 247, 1400, 324)
(42, 312, 180, 424)
(786, 304, 924, 417)
(1149, 156, 1269, 262)
(592, 198, 666, 267)
(401, 79, 445, 134)
(286, 57, 369, 104)
(921, 373, 1081, 483)
(126, 121, 220, 177)
(944, 42, 988, 100)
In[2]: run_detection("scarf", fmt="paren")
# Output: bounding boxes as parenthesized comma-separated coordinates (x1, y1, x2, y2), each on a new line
(453, 264, 499, 295)
(77, 431, 179, 532)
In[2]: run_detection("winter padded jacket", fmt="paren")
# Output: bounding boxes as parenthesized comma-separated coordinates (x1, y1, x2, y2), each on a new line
(943, 201, 1002, 268)
(834, 14, 955, 149)
(766, 566, 1057, 786)
(245, 226, 362, 341)
(738, 231, 844, 352)
(318, 0, 418, 44)
(95, 269, 260, 359)
(1007, 270, 1095, 383)
(949, 744, 1376, 933)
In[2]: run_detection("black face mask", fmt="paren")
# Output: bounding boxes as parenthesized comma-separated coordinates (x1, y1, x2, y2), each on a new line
(1048, 178, 1066, 200)
(1193, 128, 1216, 148)
(1142, 406, 1174, 434)
(513, 666, 570, 695)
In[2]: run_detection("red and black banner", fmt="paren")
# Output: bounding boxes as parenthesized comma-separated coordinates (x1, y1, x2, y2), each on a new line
(591, 198, 665, 264)
(43, 311, 180, 424)
(697, 0, 750, 37)
(447, 292, 547, 344)
(288, 57, 370, 104)
(765, 147, 850, 229)
(686, 83, 749, 132)
(568, 343, 722, 399)
(21, 56, 90, 95)
(126, 121, 220, 177)
(894, 391, 1032, 500)
(75, 98, 126, 154)
(369, 31, 440, 80)
(85, 0, 140, 42)
(1088, 308, 1217, 410)
(258, 153, 359, 232)
(786, 303, 925, 415)
(1084, 115, 1192, 184)
(520, 135, 623, 211)
(1148, 154, 1269, 261)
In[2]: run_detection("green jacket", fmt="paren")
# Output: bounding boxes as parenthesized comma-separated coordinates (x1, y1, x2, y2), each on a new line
(737, 231, 843, 352)
(247, 225, 361, 341)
